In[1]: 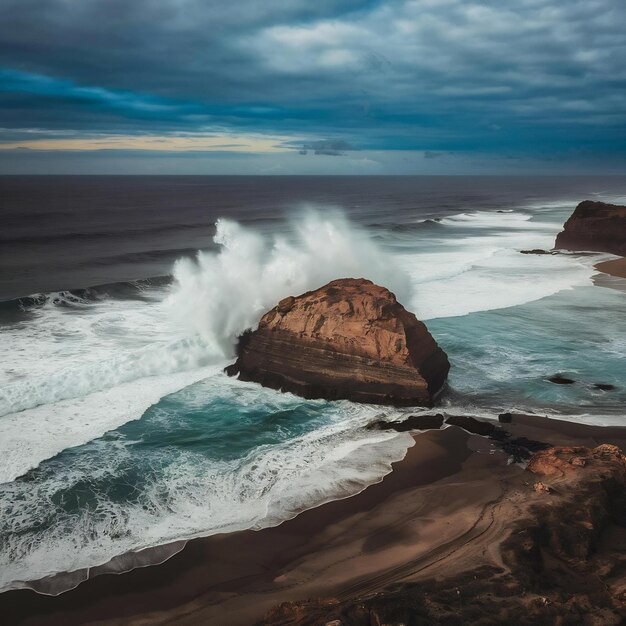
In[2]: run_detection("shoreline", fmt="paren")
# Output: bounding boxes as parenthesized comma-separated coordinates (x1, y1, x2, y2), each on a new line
(595, 256, 626, 279)
(4, 413, 626, 625)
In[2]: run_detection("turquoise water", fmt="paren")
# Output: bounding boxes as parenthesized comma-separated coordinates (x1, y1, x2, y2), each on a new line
(1, 376, 410, 591)
(430, 285, 626, 417)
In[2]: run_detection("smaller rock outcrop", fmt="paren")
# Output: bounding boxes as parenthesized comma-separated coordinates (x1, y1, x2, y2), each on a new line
(445, 415, 496, 436)
(368, 414, 444, 432)
(226, 278, 450, 406)
(527, 444, 625, 480)
(594, 383, 616, 391)
(555, 200, 626, 255)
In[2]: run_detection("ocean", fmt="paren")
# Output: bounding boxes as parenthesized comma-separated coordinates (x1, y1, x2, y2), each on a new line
(1, 175, 625, 594)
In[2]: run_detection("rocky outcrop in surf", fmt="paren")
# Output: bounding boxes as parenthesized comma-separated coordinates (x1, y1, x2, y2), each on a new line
(225, 278, 449, 406)
(368, 413, 445, 431)
(555, 200, 626, 255)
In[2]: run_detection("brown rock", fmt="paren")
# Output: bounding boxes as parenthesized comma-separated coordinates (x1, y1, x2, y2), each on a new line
(226, 278, 450, 406)
(555, 200, 626, 255)
(533, 481, 551, 494)
(594, 383, 616, 391)
(527, 444, 625, 480)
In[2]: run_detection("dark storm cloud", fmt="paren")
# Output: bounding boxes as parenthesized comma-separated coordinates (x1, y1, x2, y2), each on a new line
(1, 0, 625, 166)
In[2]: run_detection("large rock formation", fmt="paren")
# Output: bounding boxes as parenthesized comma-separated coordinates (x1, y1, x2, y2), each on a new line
(555, 200, 626, 255)
(225, 278, 449, 406)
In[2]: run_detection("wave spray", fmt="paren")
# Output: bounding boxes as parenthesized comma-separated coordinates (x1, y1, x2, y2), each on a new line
(166, 209, 410, 356)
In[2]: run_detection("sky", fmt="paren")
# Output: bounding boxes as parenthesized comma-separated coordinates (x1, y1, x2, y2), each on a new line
(1, 0, 625, 174)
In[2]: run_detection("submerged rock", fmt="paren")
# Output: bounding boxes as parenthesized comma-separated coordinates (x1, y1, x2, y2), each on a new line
(555, 200, 626, 255)
(225, 278, 450, 406)
(594, 383, 616, 391)
(548, 374, 575, 385)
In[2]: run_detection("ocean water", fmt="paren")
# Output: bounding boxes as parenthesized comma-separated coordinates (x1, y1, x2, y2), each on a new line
(1, 175, 625, 594)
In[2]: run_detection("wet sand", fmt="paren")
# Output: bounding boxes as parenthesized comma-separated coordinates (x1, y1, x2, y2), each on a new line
(596, 257, 626, 279)
(3, 414, 626, 626)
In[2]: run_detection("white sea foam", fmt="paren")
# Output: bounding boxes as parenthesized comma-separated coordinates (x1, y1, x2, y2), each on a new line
(0, 365, 220, 484)
(400, 210, 594, 319)
(517, 199, 581, 211)
(439, 210, 562, 231)
(0, 207, 600, 484)
(0, 288, 224, 483)
(0, 337, 215, 418)
(165, 209, 411, 352)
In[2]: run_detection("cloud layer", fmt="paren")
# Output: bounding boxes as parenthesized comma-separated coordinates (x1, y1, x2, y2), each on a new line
(1, 0, 625, 172)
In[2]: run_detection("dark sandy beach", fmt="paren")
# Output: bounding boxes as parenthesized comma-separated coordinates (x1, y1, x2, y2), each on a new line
(596, 257, 626, 279)
(3, 413, 626, 625)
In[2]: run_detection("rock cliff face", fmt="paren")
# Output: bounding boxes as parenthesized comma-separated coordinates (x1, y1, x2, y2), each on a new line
(555, 200, 626, 255)
(225, 278, 449, 406)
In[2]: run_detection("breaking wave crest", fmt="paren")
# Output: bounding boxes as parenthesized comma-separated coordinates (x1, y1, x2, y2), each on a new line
(166, 209, 411, 355)
(0, 211, 407, 484)
(0, 277, 172, 317)
(0, 377, 413, 595)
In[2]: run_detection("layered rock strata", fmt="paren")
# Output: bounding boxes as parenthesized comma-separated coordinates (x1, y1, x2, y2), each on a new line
(226, 278, 449, 406)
